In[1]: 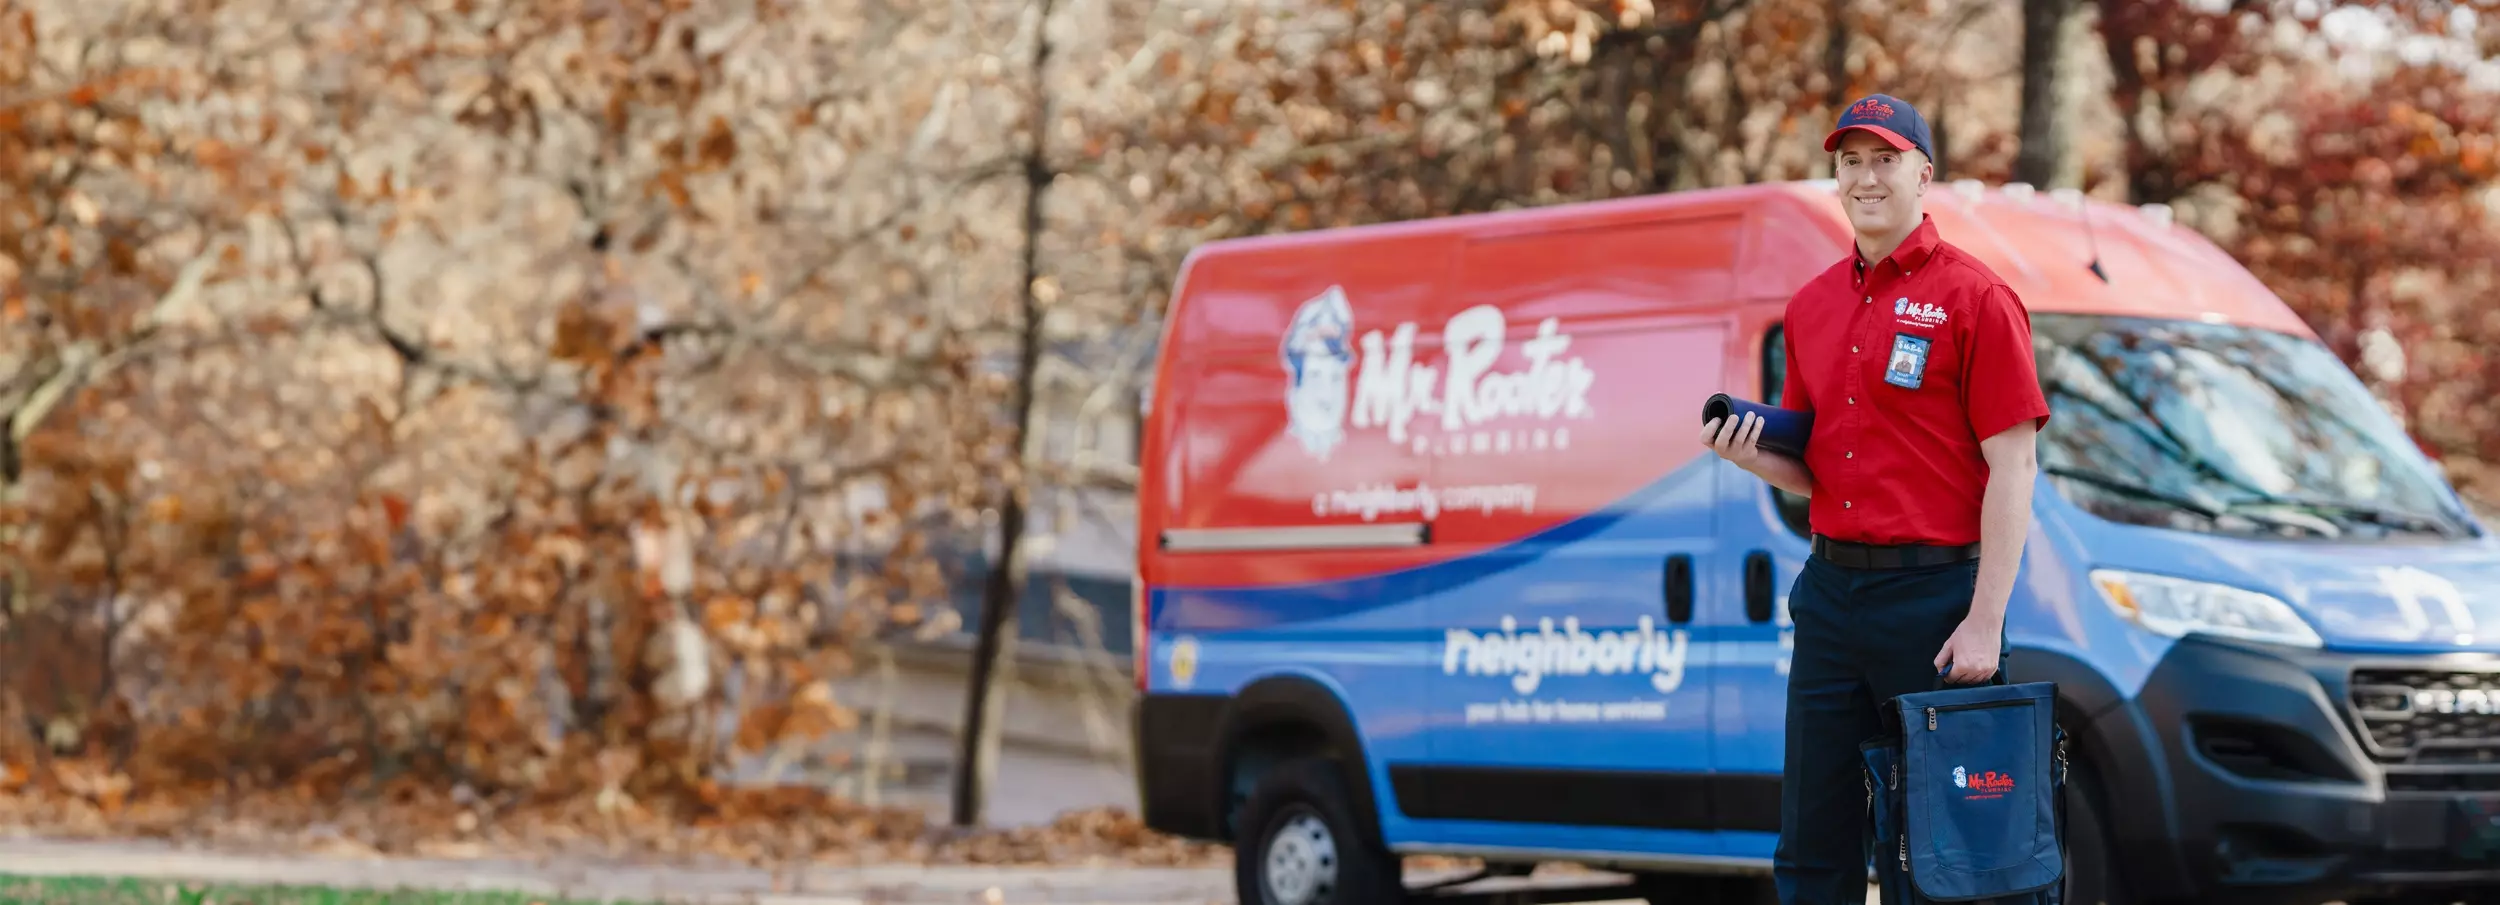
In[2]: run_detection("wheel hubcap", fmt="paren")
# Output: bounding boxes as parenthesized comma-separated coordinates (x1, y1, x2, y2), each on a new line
(1263, 810, 1339, 905)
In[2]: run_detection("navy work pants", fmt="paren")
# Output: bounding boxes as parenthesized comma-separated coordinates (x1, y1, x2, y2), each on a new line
(1772, 552, 1992, 905)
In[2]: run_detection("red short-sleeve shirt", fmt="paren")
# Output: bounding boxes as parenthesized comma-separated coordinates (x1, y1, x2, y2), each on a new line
(1778, 214, 2050, 546)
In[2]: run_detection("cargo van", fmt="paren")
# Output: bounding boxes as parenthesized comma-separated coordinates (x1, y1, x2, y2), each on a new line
(1130, 179, 2500, 905)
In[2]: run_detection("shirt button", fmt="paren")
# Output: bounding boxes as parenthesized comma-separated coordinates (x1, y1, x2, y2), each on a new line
(1845, 501, 1853, 509)
(1846, 451, 1854, 459)
(1852, 345, 1859, 353)
(1863, 296, 1871, 304)
(1848, 396, 1855, 404)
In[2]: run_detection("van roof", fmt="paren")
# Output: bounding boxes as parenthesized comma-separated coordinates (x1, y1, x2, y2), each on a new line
(1177, 178, 2316, 339)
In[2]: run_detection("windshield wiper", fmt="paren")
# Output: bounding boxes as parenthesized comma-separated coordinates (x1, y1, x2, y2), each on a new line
(2042, 465, 2225, 520)
(2228, 496, 2466, 539)
(2043, 466, 2334, 536)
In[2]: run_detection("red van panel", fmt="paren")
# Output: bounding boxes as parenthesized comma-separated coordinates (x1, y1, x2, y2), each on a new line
(1144, 202, 1768, 590)
(1140, 180, 2315, 596)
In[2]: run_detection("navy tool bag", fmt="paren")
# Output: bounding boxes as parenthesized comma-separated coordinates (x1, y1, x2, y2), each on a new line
(1861, 668, 2067, 904)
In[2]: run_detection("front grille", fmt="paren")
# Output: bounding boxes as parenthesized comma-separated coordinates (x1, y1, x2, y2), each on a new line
(2348, 668, 2500, 762)
(2386, 770, 2500, 792)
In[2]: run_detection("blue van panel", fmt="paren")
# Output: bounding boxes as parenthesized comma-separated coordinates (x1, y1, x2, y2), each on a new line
(1141, 418, 2500, 895)
(1149, 456, 1733, 855)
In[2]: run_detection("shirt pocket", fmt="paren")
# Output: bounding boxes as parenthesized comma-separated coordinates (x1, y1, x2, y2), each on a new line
(1875, 322, 1958, 396)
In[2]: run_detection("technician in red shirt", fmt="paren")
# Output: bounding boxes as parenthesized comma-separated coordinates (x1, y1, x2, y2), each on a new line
(1700, 93, 2050, 905)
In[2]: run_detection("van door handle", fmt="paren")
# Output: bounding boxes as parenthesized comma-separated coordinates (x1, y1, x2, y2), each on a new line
(1663, 553, 1694, 623)
(1744, 551, 1774, 623)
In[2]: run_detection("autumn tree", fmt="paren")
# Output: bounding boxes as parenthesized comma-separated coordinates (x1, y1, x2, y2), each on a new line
(0, 0, 255, 800)
(2015, 0, 2092, 188)
(1104, 0, 2015, 250)
(2087, 0, 2500, 498)
(0, 0, 1069, 826)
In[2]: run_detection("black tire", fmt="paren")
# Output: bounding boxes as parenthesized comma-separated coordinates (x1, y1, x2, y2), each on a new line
(2063, 758, 2131, 905)
(1635, 872, 1776, 905)
(1234, 756, 1407, 905)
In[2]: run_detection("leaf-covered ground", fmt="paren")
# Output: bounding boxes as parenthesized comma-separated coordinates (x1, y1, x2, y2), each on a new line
(0, 782, 1228, 872)
(0, 875, 659, 905)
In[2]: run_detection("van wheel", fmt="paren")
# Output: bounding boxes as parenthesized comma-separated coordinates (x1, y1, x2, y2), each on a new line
(1234, 757, 1405, 905)
(2064, 759, 2130, 905)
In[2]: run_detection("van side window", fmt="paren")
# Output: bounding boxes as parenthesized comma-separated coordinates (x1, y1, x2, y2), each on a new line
(1762, 324, 1812, 539)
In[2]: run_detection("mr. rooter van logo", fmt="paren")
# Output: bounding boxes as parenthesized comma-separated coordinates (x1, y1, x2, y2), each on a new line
(1279, 285, 1598, 462)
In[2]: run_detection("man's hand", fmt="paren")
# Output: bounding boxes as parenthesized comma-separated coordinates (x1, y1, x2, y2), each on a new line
(1933, 617, 2003, 684)
(1701, 411, 1817, 498)
(1700, 413, 1767, 470)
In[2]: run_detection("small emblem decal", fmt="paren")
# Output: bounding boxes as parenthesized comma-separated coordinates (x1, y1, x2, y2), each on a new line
(1169, 635, 1200, 689)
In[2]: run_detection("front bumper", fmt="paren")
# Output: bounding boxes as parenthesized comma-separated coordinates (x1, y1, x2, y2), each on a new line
(2118, 635, 2500, 903)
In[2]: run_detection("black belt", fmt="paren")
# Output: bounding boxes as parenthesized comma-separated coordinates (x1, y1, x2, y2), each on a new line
(1811, 535, 1981, 570)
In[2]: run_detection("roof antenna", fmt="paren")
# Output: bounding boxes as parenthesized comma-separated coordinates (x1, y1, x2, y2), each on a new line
(2056, 187, 2110, 283)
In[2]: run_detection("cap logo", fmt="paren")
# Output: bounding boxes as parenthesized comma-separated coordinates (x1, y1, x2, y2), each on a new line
(1849, 98, 1895, 121)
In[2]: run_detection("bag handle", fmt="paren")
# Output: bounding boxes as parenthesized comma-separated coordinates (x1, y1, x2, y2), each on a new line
(1933, 657, 2009, 690)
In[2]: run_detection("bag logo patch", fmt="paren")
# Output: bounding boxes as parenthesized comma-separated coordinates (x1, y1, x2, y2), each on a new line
(1956, 766, 2016, 799)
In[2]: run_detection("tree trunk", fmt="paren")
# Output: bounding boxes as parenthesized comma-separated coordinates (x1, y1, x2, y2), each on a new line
(952, 0, 1057, 829)
(1825, 0, 1851, 111)
(1929, 90, 1950, 181)
(2016, 0, 2085, 188)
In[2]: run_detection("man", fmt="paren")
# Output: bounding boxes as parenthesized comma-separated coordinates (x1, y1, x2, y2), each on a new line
(1699, 93, 2050, 905)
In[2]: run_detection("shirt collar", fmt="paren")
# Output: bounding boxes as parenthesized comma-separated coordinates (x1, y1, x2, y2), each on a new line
(1851, 214, 1941, 286)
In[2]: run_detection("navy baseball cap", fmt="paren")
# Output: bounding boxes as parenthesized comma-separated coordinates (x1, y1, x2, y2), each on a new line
(1824, 93, 1934, 163)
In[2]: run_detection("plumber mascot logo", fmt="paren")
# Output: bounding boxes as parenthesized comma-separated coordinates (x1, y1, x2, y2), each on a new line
(1281, 285, 1357, 460)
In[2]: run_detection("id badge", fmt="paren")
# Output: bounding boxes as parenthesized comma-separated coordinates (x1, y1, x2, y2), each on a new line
(1886, 333, 1931, 389)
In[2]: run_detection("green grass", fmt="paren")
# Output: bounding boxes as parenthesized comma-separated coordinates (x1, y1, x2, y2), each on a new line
(0, 875, 669, 905)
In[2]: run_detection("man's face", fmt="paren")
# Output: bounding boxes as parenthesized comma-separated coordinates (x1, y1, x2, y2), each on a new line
(1291, 353, 1348, 428)
(1834, 130, 1929, 238)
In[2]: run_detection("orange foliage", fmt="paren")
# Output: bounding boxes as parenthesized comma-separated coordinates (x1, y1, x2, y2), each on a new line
(0, 0, 991, 841)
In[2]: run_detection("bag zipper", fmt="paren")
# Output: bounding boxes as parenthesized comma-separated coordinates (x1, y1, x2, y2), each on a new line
(1926, 698, 2027, 729)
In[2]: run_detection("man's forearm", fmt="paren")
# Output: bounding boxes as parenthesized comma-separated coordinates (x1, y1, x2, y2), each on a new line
(1970, 455, 2035, 624)
(1747, 453, 1816, 498)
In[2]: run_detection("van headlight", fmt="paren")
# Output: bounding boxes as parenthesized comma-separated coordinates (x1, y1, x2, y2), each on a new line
(2089, 569, 2322, 648)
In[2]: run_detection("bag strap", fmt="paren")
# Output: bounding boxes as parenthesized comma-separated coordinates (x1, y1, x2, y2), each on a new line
(2055, 725, 2072, 888)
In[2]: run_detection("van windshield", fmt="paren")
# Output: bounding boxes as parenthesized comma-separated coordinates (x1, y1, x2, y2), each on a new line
(2032, 313, 2482, 542)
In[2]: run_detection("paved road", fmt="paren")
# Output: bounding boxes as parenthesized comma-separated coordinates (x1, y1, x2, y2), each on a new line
(768, 722, 1142, 829)
(0, 835, 1237, 904)
(0, 723, 1853, 904)
(0, 834, 1875, 904)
